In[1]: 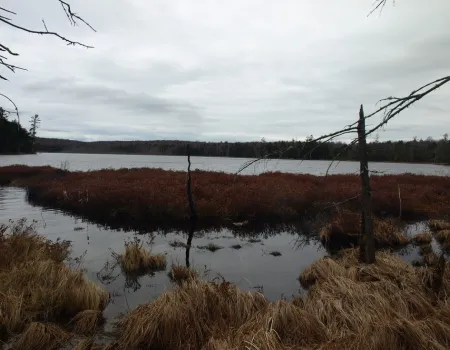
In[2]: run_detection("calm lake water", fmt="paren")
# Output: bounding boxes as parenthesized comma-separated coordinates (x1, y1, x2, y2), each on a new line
(0, 153, 446, 331)
(1, 152, 449, 175)
(0, 187, 326, 330)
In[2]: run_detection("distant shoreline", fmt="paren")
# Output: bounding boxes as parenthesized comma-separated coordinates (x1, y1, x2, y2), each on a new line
(2, 151, 449, 167)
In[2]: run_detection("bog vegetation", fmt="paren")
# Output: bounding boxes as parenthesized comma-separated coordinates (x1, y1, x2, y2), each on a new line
(1, 166, 450, 236)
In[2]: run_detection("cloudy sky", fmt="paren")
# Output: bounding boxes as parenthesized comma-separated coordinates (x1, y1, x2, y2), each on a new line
(1, 0, 449, 142)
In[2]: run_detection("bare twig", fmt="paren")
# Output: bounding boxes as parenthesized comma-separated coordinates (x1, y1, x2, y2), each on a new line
(0, 17, 93, 48)
(0, 7, 16, 15)
(0, 93, 20, 124)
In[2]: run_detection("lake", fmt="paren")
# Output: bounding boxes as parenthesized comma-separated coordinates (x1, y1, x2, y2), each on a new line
(0, 153, 444, 332)
(1, 152, 449, 175)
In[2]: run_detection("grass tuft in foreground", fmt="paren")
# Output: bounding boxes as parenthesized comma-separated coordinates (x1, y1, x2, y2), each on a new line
(116, 280, 268, 350)
(0, 219, 109, 344)
(12, 322, 71, 350)
(114, 247, 450, 349)
(117, 237, 167, 274)
(70, 310, 105, 336)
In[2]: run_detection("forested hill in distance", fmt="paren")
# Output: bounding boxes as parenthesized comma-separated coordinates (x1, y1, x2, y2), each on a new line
(35, 136, 450, 164)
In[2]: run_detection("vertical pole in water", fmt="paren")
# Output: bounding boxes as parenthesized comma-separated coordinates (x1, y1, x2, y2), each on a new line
(358, 105, 376, 264)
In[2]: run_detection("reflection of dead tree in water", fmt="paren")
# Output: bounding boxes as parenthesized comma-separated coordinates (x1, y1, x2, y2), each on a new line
(185, 145, 197, 268)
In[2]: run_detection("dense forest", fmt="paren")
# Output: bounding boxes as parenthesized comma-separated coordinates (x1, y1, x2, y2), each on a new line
(35, 135, 450, 164)
(0, 108, 34, 154)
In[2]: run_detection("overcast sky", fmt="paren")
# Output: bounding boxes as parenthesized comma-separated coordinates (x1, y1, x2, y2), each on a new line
(1, 0, 449, 142)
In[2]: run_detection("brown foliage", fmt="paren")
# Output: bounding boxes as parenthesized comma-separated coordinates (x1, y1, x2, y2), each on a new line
(319, 211, 409, 249)
(2, 166, 450, 230)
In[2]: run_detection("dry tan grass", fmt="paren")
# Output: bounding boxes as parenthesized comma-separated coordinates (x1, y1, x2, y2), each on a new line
(118, 240, 166, 274)
(73, 338, 114, 350)
(117, 280, 268, 350)
(0, 220, 109, 343)
(70, 310, 105, 335)
(412, 232, 433, 245)
(115, 247, 450, 350)
(429, 220, 450, 231)
(12, 322, 71, 350)
(168, 264, 199, 285)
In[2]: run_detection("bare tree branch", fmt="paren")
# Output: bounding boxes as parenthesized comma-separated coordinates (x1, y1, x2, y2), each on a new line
(0, 1, 95, 122)
(59, 0, 96, 32)
(0, 17, 93, 49)
(0, 7, 16, 15)
(0, 93, 20, 124)
(368, 0, 388, 16)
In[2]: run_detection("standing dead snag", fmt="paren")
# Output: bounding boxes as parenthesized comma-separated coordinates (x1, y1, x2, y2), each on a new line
(185, 145, 197, 268)
(358, 105, 375, 264)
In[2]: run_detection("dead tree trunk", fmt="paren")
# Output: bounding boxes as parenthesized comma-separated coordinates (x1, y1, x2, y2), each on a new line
(358, 105, 376, 264)
(185, 145, 197, 267)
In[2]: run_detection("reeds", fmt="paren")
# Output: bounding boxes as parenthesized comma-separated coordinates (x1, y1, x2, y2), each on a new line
(3, 166, 450, 230)
(0, 220, 109, 343)
(117, 239, 166, 274)
(12, 322, 71, 350)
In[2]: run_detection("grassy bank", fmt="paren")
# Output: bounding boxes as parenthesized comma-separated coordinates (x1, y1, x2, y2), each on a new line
(1, 165, 450, 232)
(114, 248, 450, 350)
(0, 219, 110, 348)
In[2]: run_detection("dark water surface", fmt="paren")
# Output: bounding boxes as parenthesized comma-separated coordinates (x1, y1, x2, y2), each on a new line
(1, 152, 449, 175)
(0, 187, 326, 330)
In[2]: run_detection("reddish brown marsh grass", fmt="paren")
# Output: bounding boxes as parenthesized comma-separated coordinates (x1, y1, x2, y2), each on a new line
(412, 232, 433, 245)
(319, 212, 409, 249)
(168, 264, 199, 285)
(117, 239, 166, 274)
(3, 166, 450, 229)
(0, 220, 109, 342)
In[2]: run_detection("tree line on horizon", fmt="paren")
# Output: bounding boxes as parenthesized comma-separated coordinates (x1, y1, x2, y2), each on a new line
(0, 108, 40, 155)
(34, 135, 450, 164)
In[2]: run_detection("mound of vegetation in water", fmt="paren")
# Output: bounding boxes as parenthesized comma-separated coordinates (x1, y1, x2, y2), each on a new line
(1, 165, 450, 236)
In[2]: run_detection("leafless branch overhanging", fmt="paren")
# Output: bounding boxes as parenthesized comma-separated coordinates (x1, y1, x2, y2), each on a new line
(236, 76, 450, 176)
(0, 1, 95, 81)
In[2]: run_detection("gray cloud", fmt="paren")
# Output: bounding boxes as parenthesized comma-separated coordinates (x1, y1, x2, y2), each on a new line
(1, 0, 449, 142)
